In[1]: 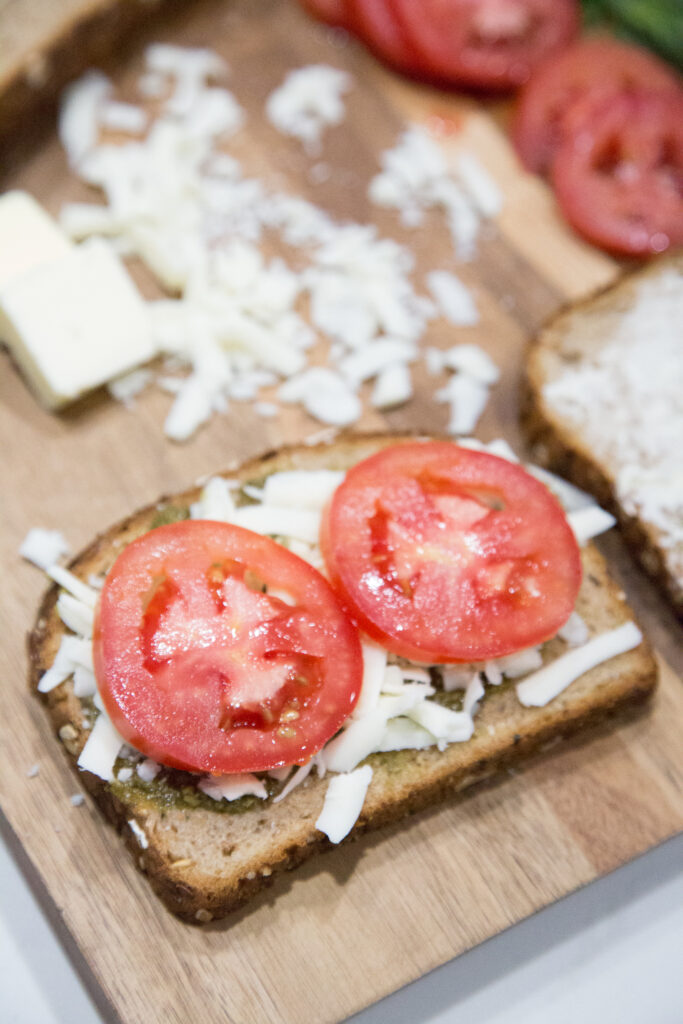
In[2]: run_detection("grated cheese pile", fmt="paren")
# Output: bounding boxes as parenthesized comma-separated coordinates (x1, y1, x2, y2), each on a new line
(55, 46, 502, 440)
(23, 442, 640, 845)
(542, 267, 683, 586)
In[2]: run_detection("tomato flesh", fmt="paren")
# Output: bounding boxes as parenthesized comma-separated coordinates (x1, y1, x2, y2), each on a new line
(94, 520, 362, 774)
(392, 0, 579, 92)
(321, 442, 582, 663)
(552, 91, 683, 256)
(513, 38, 682, 174)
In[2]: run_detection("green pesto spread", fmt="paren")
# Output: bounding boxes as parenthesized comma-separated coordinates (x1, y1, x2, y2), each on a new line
(149, 504, 190, 530)
(110, 759, 281, 815)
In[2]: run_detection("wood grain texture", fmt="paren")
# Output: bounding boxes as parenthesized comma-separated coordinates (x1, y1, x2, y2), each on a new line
(0, 2, 681, 1022)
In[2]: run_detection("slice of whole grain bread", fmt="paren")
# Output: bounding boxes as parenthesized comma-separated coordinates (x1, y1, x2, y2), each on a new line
(29, 434, 658, 922)
(523, 252, 683, 618)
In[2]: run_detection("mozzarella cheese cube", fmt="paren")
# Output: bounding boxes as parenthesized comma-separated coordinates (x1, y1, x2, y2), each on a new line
(0, 237, 155, 409)
(0, 191, 72, 290)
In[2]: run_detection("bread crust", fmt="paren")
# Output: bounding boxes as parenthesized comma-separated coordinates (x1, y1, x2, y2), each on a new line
(0, 0, 183, 177)
(28, 434, 658, 921)
(522, 253, 683, 618)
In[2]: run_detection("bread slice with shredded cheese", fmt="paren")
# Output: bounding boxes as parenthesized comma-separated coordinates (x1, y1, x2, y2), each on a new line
(29, 435, 657, 922)
(524, 252, 683, 618)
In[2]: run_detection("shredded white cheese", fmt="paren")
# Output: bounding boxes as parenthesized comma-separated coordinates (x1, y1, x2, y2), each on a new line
(315, 764, 373, 844)
(262, 470, 344, 509)
(558, 611, 589, 647)
(266, 65, 352, 152)
(369, 127, 501, 260)
(198, 774, 268, 801)
(272, 761, 314, 804)
(47, 566, 98, 607)
(77, 711, 126, 782)
(128, 819, 149, 849)
(20, 528, 69, 570)
(59, 71, 111, 167)
(427, 271, 479, 327)
(38, 635, 93, 693)
(436, 373, 491, 436)
(56, 592, 95, 638)
(439, 344, 499, 384)
(568, 506, 617, 546)
(407, 701, 474, 748)
(137, 758, 161, 783)
(100, 101, 148, 135)
(516, 622, 643, 707)
(371, 362, 414, 409)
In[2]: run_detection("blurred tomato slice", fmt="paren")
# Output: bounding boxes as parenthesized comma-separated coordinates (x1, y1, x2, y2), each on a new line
(552, 90, 683, 256)
(347, 0, 425, 74)
(513, 37, 682, 174)
(298, 0, 349, 27)
(391, 0, 579, 92)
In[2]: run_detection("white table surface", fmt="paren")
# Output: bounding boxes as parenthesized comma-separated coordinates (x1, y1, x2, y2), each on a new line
(1, 820, 681, 1024)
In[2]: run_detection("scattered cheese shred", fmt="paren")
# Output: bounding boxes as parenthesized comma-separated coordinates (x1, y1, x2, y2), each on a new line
(48, 565, 98, 607)
(77, 711, 125, 782)
(128, 819, 149, 849)
(516, 622, 642, 707)
(369, 127, 501, 260)
(20, 528, 69, 570)
(198, 774, 268, 801)
(266, 65, 352, 152)
(56, 592, 95, 638)
(427, 271, 479, 327)
(567, 505, 617, 546)
(272, 761, 314, 804)
(315, 764, 373, 844)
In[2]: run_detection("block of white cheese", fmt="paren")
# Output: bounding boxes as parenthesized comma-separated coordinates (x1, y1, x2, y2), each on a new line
(0, 237, 155, 409)
(0, 191, 72, 289)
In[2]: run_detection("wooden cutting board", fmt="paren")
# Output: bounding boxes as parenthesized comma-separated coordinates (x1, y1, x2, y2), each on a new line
(1, 2, 681, 1023)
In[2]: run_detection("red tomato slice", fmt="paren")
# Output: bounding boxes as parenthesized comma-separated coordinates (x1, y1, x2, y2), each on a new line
(347, 0, 425, 75)
(297, 0, 349, 28)
(321, 442, 582, 663)
(513, 38, 682, 174)
(391, 0, 579, 92)
(552, 91, 683, 256)
(93, 520, 362, 774)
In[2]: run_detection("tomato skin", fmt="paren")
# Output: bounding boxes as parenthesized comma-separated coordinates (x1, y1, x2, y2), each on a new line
(93, 521, 363, 774)
(347, 0, 425, 75)
(551, 91, 683, 257)
(513, 38, 682, 174)
(321, 442, 582, 663)
(392, 0, 579, 92)
(297, 0, 349, 27)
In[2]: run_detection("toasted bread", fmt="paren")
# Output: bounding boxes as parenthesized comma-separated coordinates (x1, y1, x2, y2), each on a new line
(29, 435, 657, 921)
(523, 252, 683, 618)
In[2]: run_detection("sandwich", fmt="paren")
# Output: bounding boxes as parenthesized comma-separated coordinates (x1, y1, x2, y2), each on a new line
(28, 434, 657, 921)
